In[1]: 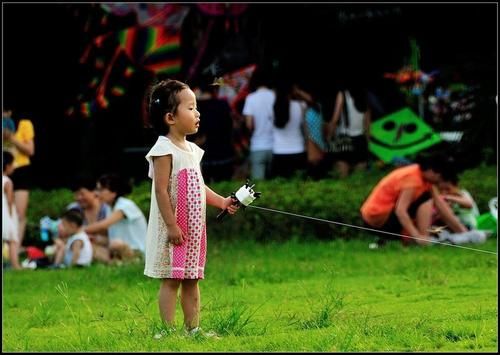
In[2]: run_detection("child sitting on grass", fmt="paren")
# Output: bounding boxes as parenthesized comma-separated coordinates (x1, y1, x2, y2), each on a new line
(52, 209, 93, 268)
(433, 174, 479, 231)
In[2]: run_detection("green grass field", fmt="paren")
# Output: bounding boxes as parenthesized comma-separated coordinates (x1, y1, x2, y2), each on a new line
(2, 236, 497, 352)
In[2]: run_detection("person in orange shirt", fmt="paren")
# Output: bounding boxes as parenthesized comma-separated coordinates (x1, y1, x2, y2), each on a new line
(3, 108, 35, 247)
(360, 152, 467, 247)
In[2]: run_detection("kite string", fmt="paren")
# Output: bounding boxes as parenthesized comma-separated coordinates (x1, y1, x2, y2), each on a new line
(246, 205, 497, 256)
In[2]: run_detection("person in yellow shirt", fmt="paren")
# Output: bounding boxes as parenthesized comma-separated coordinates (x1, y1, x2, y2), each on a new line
(3, 109, 35, 247)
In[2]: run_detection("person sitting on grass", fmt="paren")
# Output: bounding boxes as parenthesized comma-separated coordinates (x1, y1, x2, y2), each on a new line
(433, 174, 480, 231)
(52, 209, 93, 268)
(84, 173, 147, 262)
(61, 176, 112, 264)
(428, 173, 490, 245)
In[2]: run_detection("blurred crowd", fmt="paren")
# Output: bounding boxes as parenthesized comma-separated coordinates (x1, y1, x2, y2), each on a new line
(189, 67, 376, 183)
(2, 64, 497, 271)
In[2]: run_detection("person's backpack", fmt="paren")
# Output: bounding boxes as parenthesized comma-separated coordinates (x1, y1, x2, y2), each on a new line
(328, 91, 354, 153)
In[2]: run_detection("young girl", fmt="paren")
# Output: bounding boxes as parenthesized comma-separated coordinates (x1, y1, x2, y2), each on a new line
(143, 79, 239, 336)
(2, 151, 21, 269)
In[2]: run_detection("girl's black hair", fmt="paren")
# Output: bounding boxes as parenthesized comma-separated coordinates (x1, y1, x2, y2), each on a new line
(3, 150, 14, 171)
(61, 208, 84, 227)
(337, 78, 368, 113)
(98, 173, 132, 197)
(348, 87, 369, 113)
(444, 172, 459, 185)
(248, 66, 273, 92)
(70, 175, 97, 192)
(273, 80, 293, 129)
(416, 152, 457, 179)
(147, 79, 189, 135)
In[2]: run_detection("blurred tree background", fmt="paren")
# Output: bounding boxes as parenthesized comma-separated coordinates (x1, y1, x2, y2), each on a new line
(3, 3, 496, 189)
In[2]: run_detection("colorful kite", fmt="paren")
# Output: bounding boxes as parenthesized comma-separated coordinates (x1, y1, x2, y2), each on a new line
(369, 107, 441, 163)
(215, 63, 256, 109)
(383, 66, 439, 86)
(112, 26, 182, 75)
(196, 4, 248, 17)
(208, 64, 256, 163)
(67, 5, 189, 119)
(101, 4, 189, 29)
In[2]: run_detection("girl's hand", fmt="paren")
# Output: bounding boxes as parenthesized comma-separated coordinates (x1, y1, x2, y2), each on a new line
(443, 194, 457, 203)
(167, 224, 185, 245)
(222, 196, 240, 215)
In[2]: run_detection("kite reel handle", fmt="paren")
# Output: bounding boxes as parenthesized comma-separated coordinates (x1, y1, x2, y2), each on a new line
(216, 209, 229, 220)
(216, 180, 261, 222)
(216, 193, 239, 221)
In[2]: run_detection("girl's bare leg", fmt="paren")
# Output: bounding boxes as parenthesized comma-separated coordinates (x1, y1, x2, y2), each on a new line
(14, 190, 29, 246)
(53, 238, 66, 265)
(159, 279, 181, 327)
(354, 161, 367, 172)
(335, 161, 350, 178)
(8, 241, 21, 269)
(92, 244, 111, 264)
(180, 279, 200, 331)
(415, 199, 434, 245)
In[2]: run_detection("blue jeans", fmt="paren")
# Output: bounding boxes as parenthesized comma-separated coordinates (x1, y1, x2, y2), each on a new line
(249, 150, 272, 180)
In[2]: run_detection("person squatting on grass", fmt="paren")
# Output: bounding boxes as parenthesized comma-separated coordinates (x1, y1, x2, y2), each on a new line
(143, 79, 240, 336)
(52, 209, 93, 268)
(360, 152, 468, 247)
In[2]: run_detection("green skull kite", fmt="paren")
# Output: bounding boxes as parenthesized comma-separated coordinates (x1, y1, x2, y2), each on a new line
(369, 107, 441, 163)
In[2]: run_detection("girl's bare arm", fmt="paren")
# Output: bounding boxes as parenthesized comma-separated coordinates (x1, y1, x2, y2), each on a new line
(153, 155, 185, 244)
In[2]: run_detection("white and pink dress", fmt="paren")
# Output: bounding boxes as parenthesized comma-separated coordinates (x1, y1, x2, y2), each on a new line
(144, 136, 207, 279)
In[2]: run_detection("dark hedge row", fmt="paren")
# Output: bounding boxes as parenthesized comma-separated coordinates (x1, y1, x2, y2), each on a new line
(26, 165, 497, 243)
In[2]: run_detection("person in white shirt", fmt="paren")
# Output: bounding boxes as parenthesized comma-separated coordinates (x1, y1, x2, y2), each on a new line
(54, 176, 112, 264)
(2, 151, 21, 269)
(325, 84, 372, 178)
(242, 69, 275, 180)
(85, 173, 147, 261)
(271, 81, 307, 178)
(53, 209, 93, 268)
